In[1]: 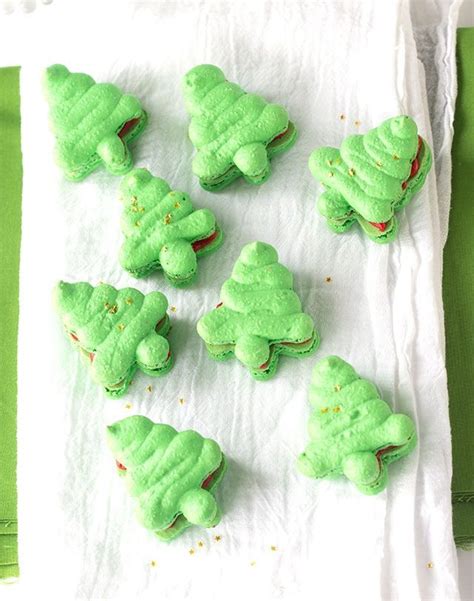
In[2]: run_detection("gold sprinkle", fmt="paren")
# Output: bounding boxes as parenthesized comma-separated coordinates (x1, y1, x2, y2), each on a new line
(376, 160, 383, 168)
(213, 535, 222, 542)
(179, 398, 185, 405)
(131, 205, 139, 213)
(393, 154, 400, 160)
(250, 560, 256, 567)
(150, 560, 157, 568)
(139, 207, 145, 213)
(328, 172, 334, 177)
(189, 548, 195, 555)
(354, 120, 361, 127)
(334, 384, 342, 392)
(427, 562, 433, 569)
(333, 406, 342, 413)
(170, 306, 177, 313)
(134, 220, 142, 227)
(125, 297, 133, 305)
(321, 407, 329, 414)
(108, 304, 118, 315)
(270, 545, 277, 552)
(339, 114, 345, 120)
(197, 541, 204, 548)
(124, 402, 132, 410)
(348, 168, 356, 177)
(131, 195, 138, 205)
(117, 323, 126, 332)
(146, 385, 153, 393)
(163, 213, 172, 225)
(174, 201, 181, 209)
(327, 159, 333, 166)
(325, 276, 332, 283)
(104, 302, 111, 310)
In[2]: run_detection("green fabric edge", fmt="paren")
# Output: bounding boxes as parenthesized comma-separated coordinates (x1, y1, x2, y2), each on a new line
(0, 66, 22, 580)
(443, 28, 474, 549)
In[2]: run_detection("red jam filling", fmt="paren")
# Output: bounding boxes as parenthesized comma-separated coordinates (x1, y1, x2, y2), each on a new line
(89, 352, 95, 363)
(375, 445, 399, 465)
(401, 135, 423, 190)
(270, 127, 289, 143)
(258, 336, 313, 369)
(259, 357, 272, 370)
(155, 317, 167, 332)
(201, 472, 215, 490)
(215, 302, 223, 309)
(116, 460, 127, 471)
(70, 332, 79, 342)
(280, 336, 314, 349)
(370, 137, 424, 229)
(191, 230, 219, 253)
(117, 117, 141, 140)
(368, 221, 388, 232)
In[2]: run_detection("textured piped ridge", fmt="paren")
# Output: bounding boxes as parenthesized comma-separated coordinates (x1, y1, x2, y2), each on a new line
(106, 415, 226, 541)
(308, 115, 432, 243)
(54, 281, 172, 397)
(182, 64, 297, 191)
(44, 64, 147, 181)
(119, 169, 223, 285)
(197, 241, 319, 380)
(297, 356, 417, 495)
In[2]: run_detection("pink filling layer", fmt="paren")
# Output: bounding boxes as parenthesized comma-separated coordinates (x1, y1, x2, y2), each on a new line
(370, 136, 423, 230)
(191, 230, 219, 253)
(258, 336, 314, 370)
(117, 117, 141, 140)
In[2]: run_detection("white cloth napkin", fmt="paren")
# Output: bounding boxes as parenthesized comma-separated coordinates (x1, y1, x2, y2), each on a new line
(9, 0, 462, 599)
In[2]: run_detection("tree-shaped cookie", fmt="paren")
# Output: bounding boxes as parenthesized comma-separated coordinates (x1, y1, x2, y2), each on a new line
(308, 116, 432, 243)
(197, 241, 319, 380)
(106, 415, 226, 541)
(44, 64, 147, 181)
(182, 64, 297, 191)
(297, 356, 417, 495)
(119, 168, 223, 285)
(54, 281, 172, 398)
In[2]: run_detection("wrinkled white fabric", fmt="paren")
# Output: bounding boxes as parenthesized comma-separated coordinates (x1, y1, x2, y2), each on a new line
(6, 0, 462, 599)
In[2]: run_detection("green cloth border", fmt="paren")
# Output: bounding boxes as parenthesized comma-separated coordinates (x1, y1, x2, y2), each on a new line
(0, 66, 22, 579)
(444, 28, 474, 550)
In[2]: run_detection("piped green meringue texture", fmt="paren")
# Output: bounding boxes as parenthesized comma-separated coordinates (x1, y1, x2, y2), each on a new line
(54, 281, 172, 398)
(197, 241, 319, 380)
(106, 415, 226, 541)
(182, 64, 297, 191)
(308, 115, 432, 243)
(119, 169, 223, 285)
(43, 64, 147, 181)
(297, 356, 417, 495)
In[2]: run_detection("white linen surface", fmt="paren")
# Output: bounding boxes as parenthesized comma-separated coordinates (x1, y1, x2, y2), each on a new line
(7, 0, 462, 599)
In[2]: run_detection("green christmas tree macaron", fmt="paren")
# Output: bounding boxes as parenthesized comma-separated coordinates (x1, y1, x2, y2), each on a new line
(54, 281, 172, 398)
(44, 64, 147, 181)
(308, 116, 432, 243)
(106, 415, 226, 541)
(182, 64, 297, 191)
(297, 356, 417, 495)
(119, 168, 223, 285)
(197, 241, 319, 380)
